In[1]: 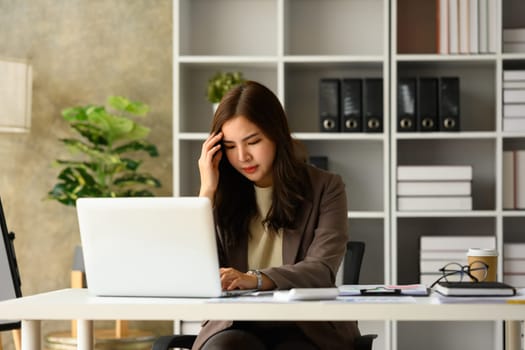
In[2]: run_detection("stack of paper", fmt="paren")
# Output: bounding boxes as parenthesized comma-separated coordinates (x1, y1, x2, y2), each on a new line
(397, 165, 473, 211)
(504, 243, 525, 287)
(503, 71, 525, 132)
(503, 28, 525, 53)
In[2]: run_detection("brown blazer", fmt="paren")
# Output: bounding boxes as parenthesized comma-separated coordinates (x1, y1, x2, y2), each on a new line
(192, 165, 360, 350)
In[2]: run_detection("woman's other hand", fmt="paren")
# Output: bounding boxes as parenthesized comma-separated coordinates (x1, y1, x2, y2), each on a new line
(198, 132, 223, 202)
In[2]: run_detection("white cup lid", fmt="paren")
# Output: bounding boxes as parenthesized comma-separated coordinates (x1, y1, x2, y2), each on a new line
(467, 248, 498, 257)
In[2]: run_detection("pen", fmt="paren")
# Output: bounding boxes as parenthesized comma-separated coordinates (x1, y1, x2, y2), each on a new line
(506, 299, 525, 304)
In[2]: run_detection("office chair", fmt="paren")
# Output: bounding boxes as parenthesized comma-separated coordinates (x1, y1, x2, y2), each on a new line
(152, 241, 377, 350)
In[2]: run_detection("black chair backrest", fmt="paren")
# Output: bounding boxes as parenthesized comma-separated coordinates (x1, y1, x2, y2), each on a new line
(343, 241, 365, 284)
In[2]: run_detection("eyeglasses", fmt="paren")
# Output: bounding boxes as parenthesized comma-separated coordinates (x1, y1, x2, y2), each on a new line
(429, 261, 489, 288)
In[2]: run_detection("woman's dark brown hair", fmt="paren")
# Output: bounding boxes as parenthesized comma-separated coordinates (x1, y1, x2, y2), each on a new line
(210, 81, 310, 248)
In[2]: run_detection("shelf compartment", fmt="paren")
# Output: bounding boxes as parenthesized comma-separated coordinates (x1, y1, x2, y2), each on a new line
(347, 218, 385, 284)
(503, 0, 525, 55)
(396, 217, 496, 285)
(302, 139, 384, 212)
(398, 321, 496, 350)
(503, 216, 525, 241)
(397, 138, 496, 210)
(178, 0, 277, 56)
(284, 0, 385, 56)
(177, 139, 385, 211)
(397, 60, 496, 132)
(178, 62, 277, 133)
(178, 140, 202, 196)
(284, 61, 384, 133)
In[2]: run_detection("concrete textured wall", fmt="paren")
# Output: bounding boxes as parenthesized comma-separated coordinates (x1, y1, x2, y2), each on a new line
(0, 1, 173, 348)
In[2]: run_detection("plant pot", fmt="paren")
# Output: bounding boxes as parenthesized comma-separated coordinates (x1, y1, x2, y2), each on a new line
(212, 103, 219, 114)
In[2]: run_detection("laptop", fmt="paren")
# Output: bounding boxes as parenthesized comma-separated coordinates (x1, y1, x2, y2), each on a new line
(77, 197, 252, 298)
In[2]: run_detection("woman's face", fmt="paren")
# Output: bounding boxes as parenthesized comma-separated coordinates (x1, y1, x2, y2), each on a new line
(221, 115, 276, 187)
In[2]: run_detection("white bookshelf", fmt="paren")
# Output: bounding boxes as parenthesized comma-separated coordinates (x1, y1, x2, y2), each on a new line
(392, 0, 525, 349)
(173, 0, 525, 349)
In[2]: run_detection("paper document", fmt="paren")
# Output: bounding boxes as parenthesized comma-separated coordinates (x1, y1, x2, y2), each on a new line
(273, 288, 339, 301)
(339, 284, 429, 296)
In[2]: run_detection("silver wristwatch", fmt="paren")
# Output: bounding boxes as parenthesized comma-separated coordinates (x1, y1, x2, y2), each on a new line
(247, 269, 263, 290)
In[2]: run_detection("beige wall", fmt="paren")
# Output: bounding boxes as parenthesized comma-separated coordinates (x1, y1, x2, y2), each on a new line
(0, 1, 173, 348)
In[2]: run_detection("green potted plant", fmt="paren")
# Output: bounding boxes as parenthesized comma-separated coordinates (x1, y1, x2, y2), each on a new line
(206, 71, 246, 112)
(47, 96, 162, 206)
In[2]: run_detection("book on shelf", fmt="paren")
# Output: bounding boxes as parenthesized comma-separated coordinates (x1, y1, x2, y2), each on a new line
(504, 104, 525, 118)
(468, 0, 479, 53)
(458, 0, 469, 54)
(340, 78, 362, 132)
(503, 117, 525, 132)
(417, 77, 439, 131)
(504, 43, 525, 53)
(478, 0, 488, 53)
(319, 78, 341, 132)
(421, 250, 471, 260)
(504, 243, 525, 259)
(397, 78, 417, 132)
(504, 70, 525, 81)
(397, 165, 472, 181)
(434, 281, 517, 296)
(397, 196, 472, 211)
(503, 28, 525, 42)
(363, 78, 383, 133)
(420, 235, 495, 251)
(504, 260, 525, 274)
(503, 81, 525, 89)
(448, 0, 459, 54)
(503, 150, 525, 209)
(439, 77, 460, 131)
(503, 89, 525, 103)
(487, 0, 497, 53)
(504, 274, 525, 288)
(503, 150, 515, 209)
(420, 259, 466, 273)
(397, 181, 471, 196)
(437, 0, 448, 54)
(517, 150, 525, 209)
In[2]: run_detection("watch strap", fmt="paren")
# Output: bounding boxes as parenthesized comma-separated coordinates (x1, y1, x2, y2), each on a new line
(248, 269, 263, 290)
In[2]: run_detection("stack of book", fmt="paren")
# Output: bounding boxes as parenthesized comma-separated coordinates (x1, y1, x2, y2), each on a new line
(420, 235, 496, 286)
(503, 28, 525, 53)
(503, 70, 525, 132)
(503, 150, 525, 209)
(397, 165, 472, 211)
(436, 0, 496, 54)
(433, 281, 516, 296)
(504, 243, 525, 287)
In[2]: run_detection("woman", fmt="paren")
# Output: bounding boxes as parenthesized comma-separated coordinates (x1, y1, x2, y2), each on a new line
(194, 80, 360, 350)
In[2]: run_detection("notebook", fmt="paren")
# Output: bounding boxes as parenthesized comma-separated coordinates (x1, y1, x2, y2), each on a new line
(77, 197, 253, 298)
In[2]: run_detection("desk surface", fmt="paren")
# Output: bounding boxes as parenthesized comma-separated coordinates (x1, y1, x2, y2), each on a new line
(1, 288, 525, 321)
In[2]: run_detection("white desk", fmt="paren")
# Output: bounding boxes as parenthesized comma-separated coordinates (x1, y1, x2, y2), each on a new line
(0, 288, 524, 350)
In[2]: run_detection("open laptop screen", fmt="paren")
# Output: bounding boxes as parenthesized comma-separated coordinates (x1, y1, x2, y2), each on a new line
(77, 197, 226, 298)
